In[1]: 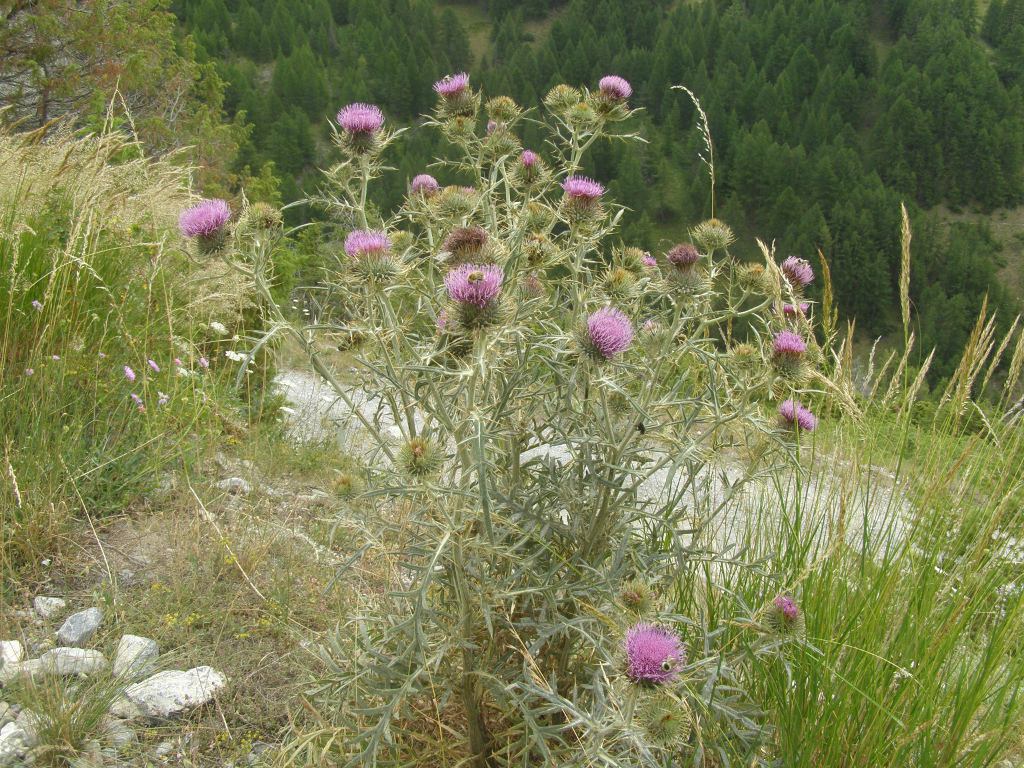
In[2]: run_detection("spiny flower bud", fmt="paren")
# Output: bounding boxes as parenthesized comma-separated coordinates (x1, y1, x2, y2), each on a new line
(486, 95, 521, 122)
(331, 471, 364, 497)
(335, 103, 385, 155)
(635, 692, 692, 750)
(778, 399, 818, 432)
(442, 226, 491, 267)
(580, 306, 633, 361)
(602, 265, 639, 301)
(434, 72, 478, 118)
(765, 594, 806, 637)
(736, 262, 771, 294)
(624, 623, 686, 685)
(620, 579, 654, 615)
(561, 175, 605, 225)
(397, 436, 445, 479)
(242, 201, 283, 233)
(436, 185, 479, 220)
(544, 83, 582, 114)
(781, 256, 814, 290)
(691, 218, 735, 253)
(179, 199, 232, 255)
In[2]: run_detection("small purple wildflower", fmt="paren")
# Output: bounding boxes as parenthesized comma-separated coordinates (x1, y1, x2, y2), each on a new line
(667, 243, 700, 267)
(520, 150, 539, 168)
(773, 331, 806, 358)
(31, 300, 43, 311)
(642, 318, 659, 333)
(599, 75, 632, 101)
(130, 393, 144, 411)
(148, 359, 160, 373)
(781, 256, 814, 288)
(624, 623, 685, 684)
(779, 399, 818, 432)
(124, 365, 136, 383)
(411, 174, 440, 196)
(587, 307, 634, 359)
(174, 358, 183, 366)
(199, 356, 209, 369)
(642, 253, 657, 268)
(344, 230, 391, 259)
(336, 103, 384, 135)
(434, 72, 470, 98)
(51, 355, 60, 361)
(24, 368, 33, 376)
(773, 595, 800, 622)
(158, 391, 169, 407)
(783, 302, 811, 317)
(562, 175, 604, 200)
(179, 199, 231, 239)
(98, 352, 106, 359)
(444, 264, 504, 307)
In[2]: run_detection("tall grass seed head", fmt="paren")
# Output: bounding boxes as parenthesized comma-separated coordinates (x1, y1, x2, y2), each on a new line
(636, 691, 692, 750)
(624, 623, 686, 684)
(581, 306, 634, 361)
(691, 218, 735, 253)
(397, 436, 445, 479)
(179, 198, 232, 255)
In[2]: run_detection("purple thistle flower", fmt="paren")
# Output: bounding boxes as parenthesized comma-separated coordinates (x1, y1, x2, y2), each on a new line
(520, 150, 539, 168)
(599, 75, 632, 101)
(31, 300, 43, 311)
(783, 302, 811, 317)
(642, 253, 657, 268)
(773, 331, 806, 358)
(625, 623, 685, 684)
(411, 174, 440, 196)
(124, 365, 136, 383)
(148, 359, 160, 373)
(344, 229, 391, 259)
(179, 199, 231, 239)
(562, 175, 605, 200)
(434, 72, 470, 98)
(773, 595, 800, 622)
(587, 307, 634, 359)
(778, 399, 818, 432)
(199, 356, 209, 369)
(336, 103, 384, 134)
(781, 256, 814, 288)
(444, 263, 504, 308)
(667, 243, 700, 267)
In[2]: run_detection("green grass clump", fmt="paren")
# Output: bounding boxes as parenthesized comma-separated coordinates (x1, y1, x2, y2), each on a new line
(0, 125, 248, 587)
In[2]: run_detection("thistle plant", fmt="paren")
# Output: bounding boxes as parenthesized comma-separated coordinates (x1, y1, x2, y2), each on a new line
(185, 74, 833, 766)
